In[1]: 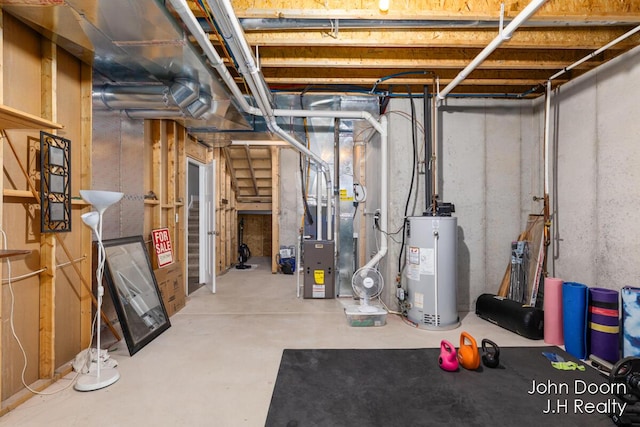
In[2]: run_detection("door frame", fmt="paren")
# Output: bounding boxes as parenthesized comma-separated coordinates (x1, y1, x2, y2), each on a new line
(186, 157, 216, 294)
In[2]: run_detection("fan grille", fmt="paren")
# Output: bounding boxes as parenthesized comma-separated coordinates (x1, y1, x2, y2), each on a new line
(351, 267, 383, 299)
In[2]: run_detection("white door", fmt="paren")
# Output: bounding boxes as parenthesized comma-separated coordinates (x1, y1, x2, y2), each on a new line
(202, 159, 216, 293)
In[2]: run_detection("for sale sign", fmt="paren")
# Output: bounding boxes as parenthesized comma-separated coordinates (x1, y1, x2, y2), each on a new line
(151, 228, 174, 267)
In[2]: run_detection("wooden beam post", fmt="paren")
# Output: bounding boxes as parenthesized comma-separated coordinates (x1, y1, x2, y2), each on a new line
(39, 39, 56, 379)
(271, 146, 280, 273)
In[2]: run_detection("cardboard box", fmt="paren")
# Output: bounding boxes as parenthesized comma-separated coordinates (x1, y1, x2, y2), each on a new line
(154, 261, 184, 317)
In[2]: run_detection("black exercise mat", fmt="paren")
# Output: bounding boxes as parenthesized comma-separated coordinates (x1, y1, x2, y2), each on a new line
(265, 346, 619, 427)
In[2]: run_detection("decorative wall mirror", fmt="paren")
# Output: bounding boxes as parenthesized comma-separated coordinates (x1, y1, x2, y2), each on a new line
(40, 131, 72, 232)
(102, 235, 171, 355)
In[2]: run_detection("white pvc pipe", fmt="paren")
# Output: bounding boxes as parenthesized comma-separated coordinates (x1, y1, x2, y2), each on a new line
(544, 80, 551, 196)
(316, 164, 323, 240)
(362, 115, 388, 270)
(433, 228, 439, 326)
(172, 0, 388, 267)
(438, 0, 548, 100)
(202, 0, 333, 240)
(167, 0, 260, 116)
(548, 24, 640, 81)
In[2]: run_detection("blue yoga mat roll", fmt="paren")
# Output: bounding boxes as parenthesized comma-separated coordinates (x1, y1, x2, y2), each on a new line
(562, 282, 589, 359)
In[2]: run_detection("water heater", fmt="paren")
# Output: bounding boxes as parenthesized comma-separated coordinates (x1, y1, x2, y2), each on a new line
(405, 216, 459, 330)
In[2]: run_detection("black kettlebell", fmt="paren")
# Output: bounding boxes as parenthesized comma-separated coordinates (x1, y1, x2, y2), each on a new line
(481, 339, 500, 368)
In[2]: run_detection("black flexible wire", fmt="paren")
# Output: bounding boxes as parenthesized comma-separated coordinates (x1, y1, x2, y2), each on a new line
(397, 86, 418, 275)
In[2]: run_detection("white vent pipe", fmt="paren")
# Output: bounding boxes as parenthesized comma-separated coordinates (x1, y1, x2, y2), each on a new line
(170, 0, 386, 255)
(437, 0, 548, 100)
(548, 24, 640, 81)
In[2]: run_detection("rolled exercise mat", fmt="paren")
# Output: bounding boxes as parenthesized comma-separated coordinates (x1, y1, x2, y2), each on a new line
(562, 282, 589, 359)
(475, 294, 543, 340)
(622, 286, 640, 357)
(588, 287, 619, 363)
(543, 278, 564, 345)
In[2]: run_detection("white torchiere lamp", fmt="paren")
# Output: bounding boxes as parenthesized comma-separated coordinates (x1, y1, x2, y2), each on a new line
(75, 190, 124, 391)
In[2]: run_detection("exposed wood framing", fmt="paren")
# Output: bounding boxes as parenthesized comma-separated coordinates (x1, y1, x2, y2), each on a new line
(145, 120, 187, 271)
(38, 39, 56, 380)
(0, 9, 4, 402)
(189, 0, 640, 95)
(271, 146, 280, 273)
(226, 0, 640, 21)
(244, 145, 259, 196)
(79, 61, 93, 349)
(222, 147, 239, 195)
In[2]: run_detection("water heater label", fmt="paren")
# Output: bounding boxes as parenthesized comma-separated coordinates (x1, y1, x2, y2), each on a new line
(408, 247, 420, 264)
(406, 264, 420, 281)
(313, 284, 326, 298)
(414, 292, 424, 309)
(420, 248, 435, 275)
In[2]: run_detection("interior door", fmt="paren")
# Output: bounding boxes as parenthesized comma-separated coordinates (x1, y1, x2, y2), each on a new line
(202, 159, 216, 293)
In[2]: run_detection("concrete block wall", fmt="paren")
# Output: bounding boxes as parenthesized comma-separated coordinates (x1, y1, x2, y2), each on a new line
(543, 44, 640, 291)
(387, 98, 537, 311)
(386, 44, 640, 311)
(278, 44, 640, 308)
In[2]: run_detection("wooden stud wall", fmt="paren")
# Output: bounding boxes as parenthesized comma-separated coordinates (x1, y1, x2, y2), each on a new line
(238, 214, 272, 257)
(0, 13, 241, 414)
(144, 120, 189, 270)
(144, 122, 238, 276)
(0, 12, 90, 412)
(213, 147, 237, 274)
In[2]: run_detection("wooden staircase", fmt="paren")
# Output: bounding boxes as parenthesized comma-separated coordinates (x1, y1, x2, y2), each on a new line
(187, 198, 201, 293)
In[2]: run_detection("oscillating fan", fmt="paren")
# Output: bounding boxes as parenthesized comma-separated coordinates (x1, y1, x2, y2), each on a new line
(345, 267, 387, 326)
(352, 267, 384, 312)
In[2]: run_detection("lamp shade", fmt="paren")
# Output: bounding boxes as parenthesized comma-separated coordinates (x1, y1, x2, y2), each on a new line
(81, 211, 100, 234)
(80, 190, 124, 214)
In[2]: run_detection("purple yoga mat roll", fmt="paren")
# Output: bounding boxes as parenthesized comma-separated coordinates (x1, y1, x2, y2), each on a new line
(589, 287, 620, 363)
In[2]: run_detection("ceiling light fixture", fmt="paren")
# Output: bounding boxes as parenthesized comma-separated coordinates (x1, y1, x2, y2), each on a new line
(379, 0, 389, 13)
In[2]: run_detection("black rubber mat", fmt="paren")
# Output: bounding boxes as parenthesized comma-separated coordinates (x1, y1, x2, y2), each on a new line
(266, 346, 618, 427)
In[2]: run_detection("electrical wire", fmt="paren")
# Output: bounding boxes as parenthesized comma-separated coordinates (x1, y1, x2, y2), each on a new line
(397, 88, 419, 275)
(2, 230, 81, 395)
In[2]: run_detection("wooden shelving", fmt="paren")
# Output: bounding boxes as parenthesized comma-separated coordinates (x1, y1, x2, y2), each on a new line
(0, 104, 63, 130)
(0, 250, 30, 259)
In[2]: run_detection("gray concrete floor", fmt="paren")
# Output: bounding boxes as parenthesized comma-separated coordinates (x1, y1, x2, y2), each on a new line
(0, 257, 550, 427)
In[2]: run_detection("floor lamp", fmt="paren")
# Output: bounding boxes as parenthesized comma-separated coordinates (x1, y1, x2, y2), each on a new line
(74, 190, 123, 391)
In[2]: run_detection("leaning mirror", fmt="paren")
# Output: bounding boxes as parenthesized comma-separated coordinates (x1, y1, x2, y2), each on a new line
(102, 235, 171, 355)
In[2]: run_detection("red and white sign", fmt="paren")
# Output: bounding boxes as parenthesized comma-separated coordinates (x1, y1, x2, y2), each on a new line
(151, 228, 174, 267)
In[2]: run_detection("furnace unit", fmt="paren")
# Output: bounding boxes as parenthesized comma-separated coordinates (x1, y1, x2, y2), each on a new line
(303, 240, 335, 299)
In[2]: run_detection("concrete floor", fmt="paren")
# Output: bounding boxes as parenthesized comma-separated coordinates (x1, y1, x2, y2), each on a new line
(0, 257, 550, 427)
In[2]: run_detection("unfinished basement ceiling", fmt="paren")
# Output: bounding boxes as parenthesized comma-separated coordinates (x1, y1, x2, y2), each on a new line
(182, 0, 640, 97)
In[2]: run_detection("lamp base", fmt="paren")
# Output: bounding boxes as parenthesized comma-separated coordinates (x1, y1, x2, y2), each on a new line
(74, 367, 120, 391)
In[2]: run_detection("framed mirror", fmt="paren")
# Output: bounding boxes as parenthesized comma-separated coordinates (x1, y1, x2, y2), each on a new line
(40, 131, 72, 232)
(102, 235, 171, 355)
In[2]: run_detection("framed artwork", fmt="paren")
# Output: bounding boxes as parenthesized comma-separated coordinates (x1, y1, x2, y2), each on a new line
(102, 235, 171, 355)
(40, 131, 72, 232)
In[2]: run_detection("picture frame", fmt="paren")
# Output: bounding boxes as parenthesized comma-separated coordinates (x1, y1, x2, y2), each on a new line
(102, 235, 171, 355)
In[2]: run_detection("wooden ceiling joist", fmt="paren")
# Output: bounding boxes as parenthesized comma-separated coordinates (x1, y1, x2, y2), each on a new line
(220, 0, 640, 22)
(242, 27, 640, 50)
(185, 0, 640, 98)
